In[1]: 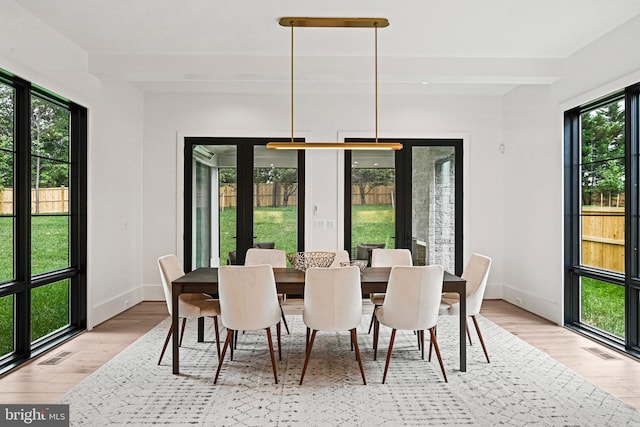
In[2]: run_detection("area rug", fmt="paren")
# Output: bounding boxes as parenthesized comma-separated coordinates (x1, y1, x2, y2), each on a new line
(59, 308, 640, 426)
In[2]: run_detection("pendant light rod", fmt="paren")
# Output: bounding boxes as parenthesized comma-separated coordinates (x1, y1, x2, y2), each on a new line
(291, 24, 294, 143)
(375, 23, 378, 144)
(267, 17, 402, 151)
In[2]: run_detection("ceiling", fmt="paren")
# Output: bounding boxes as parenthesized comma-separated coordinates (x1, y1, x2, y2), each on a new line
(14, 0, 640, 96)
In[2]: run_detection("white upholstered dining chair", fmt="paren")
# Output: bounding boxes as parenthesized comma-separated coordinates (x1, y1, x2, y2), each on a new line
(214, 264, 282, 384)
(244, 248, 290, 334)
(299, 266, 367, 385)
(440, 253, 493, 363)
(367, 248, 413, 334)
(373, 265, 447, 383)
(157, 254, 221, 365)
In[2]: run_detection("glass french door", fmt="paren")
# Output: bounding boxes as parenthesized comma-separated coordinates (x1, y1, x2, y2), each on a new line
(345, 139, 463, 274)
(184, 138, 304, 270)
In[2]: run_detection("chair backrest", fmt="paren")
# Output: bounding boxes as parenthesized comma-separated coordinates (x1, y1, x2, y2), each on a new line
(303, 266, 362, 332)
(244, 248, 286, 267)
(461, 253, 492, 316)
(371, 248, 413, 267)
(217, 264, 282, 330)
(380, 265, 444, 331)
(158, 254, 185, 315)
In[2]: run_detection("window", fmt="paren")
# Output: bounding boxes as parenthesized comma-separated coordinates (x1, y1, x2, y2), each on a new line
(565, 84, 640, 358)
(0, 69, 87, 373)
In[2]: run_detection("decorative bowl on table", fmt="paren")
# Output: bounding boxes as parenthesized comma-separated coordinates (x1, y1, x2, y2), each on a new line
(287, 252, 336, 272)
(340, 260, 368, 273)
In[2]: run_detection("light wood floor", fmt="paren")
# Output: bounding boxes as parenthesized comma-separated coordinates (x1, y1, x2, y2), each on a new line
(0, 300, 639, 410)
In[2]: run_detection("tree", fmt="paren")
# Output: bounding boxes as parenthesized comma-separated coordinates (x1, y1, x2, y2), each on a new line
(351, 168, 394, 205)
(30, 97, 70, 213)
(272, 168, 297, 207)
(0, 84, 14, 192)
(253, 167, 271, 207)
(581, 101, 625, 206)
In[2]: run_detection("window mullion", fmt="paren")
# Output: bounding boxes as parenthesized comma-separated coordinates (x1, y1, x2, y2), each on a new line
(13, 76, 31, 355)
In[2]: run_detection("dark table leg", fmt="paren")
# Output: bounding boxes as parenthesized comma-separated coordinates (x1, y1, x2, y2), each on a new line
(198, 317, 204, 342)
(172, 293, 180, 374)
(459, 287, 467, 372)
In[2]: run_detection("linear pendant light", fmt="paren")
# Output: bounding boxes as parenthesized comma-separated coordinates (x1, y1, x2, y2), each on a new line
(267, 17, 402, 151)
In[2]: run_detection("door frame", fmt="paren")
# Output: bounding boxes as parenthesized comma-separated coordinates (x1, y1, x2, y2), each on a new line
(181, 136, 305, 271)
(343, 137, 464, 275)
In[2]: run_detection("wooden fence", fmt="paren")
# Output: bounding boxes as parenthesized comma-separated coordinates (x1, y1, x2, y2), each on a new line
(581, 206, 624, 272)
(219, 184, 394, 208)
(0, 187, 69, 214)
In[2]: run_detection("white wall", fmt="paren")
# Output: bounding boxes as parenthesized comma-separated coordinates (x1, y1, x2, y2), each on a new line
(501, 15, 640, 324)
(141, 92, 506, 299)
(0, 0, 145, 328)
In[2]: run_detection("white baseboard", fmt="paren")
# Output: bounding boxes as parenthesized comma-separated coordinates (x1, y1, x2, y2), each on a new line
(91, 287, 144, 328)
(483, 282, 562, 325)
(144, 283, 165, 301)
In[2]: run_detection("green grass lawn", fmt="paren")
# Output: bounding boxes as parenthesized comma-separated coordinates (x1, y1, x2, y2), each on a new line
(0, 215, 70, 356)
(218, 204, 396, 263)
(581, 277, 625, 337)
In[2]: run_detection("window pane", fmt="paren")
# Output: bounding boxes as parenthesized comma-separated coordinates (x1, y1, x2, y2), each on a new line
(0, 217, 13, 283)
(31, 215, 69, 274)
(412, 146, 456, 271)
(0, 294, 13, 357)
(31, 160, 69, 214)
(579, 100, 625, 273)
(351, 151, 395, 263)
(580, 277, 625, 338)
(253, 146, 298, 256)
(0, 83, 14, 150)
(31, 280, 69, 342)
(31, 96, 69, 162)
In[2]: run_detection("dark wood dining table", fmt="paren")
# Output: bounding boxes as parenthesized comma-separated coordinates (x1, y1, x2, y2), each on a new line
(171, 267, 467, 375)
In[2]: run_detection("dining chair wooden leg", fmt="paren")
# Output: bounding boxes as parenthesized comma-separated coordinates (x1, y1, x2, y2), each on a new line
(305, 327, 310, 352)
(420, 330, 425, 360)
(466, 318, 473, 345)
(213, 316, 221, 359)
(214, 329, 234, 384)
(351, 328, 367, 385)
(299, 329, 317, 385)
(471, 315, 490, 363)
(276, 322, 282, 361)
(367, 307, 377, 334)
(230, 330, 235, 361)
(157, 325, 172, 365)
(265, 327, 278, 384)
(428, 338, 433, 362)
(373, 315, 380, 361)
(280, 305, 290, 335)
(429, 327, 448, 383)
(178, 318, 187, 347)
(382, 329, 397, 384)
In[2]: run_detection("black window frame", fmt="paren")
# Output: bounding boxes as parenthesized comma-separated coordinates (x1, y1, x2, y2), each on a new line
(0, 69, 87, 374)
(183, 137, 305, 270)
(344, 138, 463, 275)
(564, 83, 640, 359)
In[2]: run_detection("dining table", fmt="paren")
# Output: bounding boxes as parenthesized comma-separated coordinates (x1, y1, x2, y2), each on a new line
(171, 267, 467, 375)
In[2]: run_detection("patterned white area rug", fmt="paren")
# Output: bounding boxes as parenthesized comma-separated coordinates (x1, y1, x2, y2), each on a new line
(60, 310, 639, 426)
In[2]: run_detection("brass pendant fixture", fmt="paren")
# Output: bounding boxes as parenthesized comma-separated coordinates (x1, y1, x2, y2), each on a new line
(267, 17, 402, 151)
